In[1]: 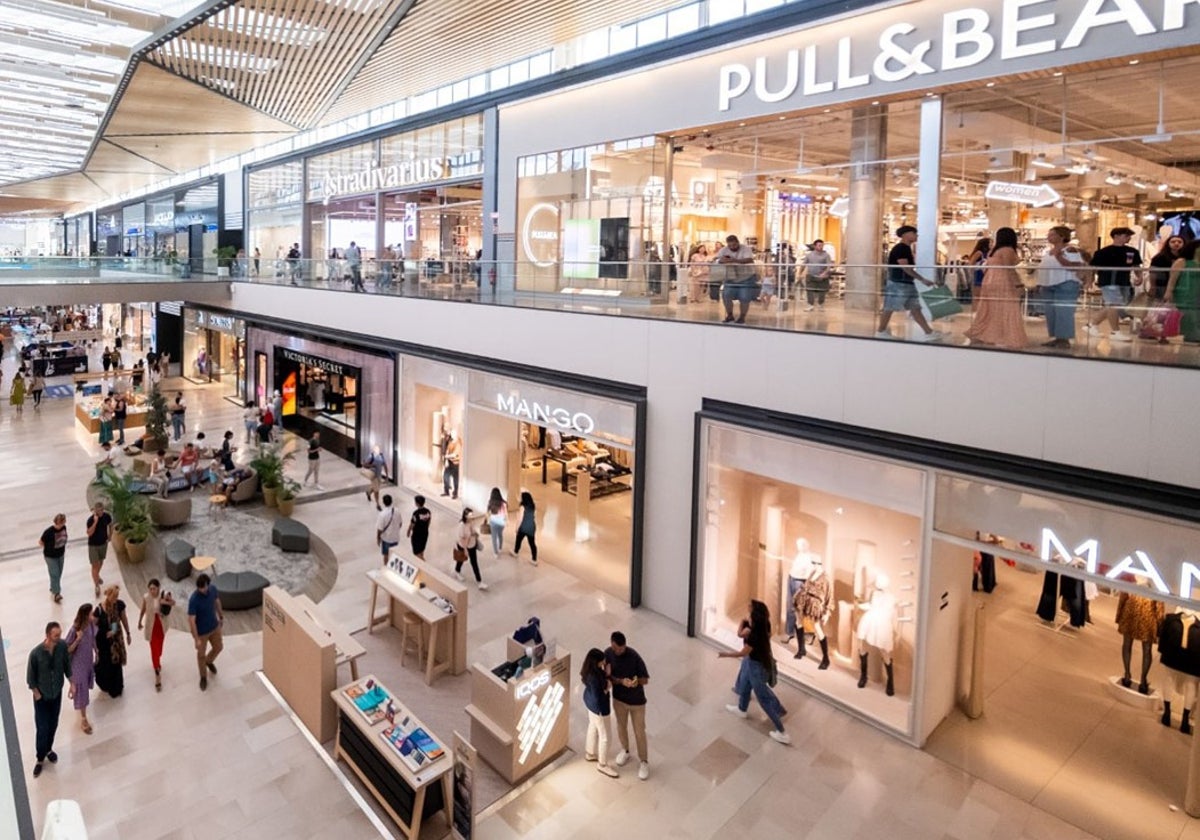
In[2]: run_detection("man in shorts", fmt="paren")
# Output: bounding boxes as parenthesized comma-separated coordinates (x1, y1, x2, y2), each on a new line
(1087, 226, 1142, 342)
(407, 495, 432, 559)
(876, 225, 942, 342)
(715, 235, 760, 324)
(85, 502, 113, 599)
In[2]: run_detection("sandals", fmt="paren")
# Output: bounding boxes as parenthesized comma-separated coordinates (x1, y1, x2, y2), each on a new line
(82, 720, 93, 735)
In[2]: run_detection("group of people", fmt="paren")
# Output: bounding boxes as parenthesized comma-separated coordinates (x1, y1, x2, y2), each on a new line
(682, 236, 835, 322)
(3, 362, 44, 413)
(242, 390, 283, 446)
(579, 631, 653, 780)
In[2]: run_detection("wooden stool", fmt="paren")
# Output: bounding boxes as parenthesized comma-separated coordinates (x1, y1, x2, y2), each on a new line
(208, 494, 228, 518)
(399, 612, 425, 671)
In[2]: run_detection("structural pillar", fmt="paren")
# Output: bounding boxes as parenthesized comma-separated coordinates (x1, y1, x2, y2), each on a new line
(844, 105, 887, 311)
(916, 96, 943, 271)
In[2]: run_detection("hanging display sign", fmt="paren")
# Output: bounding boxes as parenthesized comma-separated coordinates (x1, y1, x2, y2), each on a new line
(716, 0, 1198, 116)
(984, 180, 1060, 206)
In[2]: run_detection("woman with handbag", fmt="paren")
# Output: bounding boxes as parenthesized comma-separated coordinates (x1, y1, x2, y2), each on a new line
(94, 585, 131, 698)
(453, 508, 488, 590)
(486, 487, 508, 558)
(965, 227, 1028, 349)
(717, 599, 790, 744)
(138, 579, 175, 692)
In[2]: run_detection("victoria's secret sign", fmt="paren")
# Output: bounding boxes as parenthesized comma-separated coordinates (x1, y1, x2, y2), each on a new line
(279, 348, 347, 377)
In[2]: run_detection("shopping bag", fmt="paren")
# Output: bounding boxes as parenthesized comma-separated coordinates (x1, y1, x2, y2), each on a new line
(919, 283, 963, 320)
(1139, 305, 1182, 339)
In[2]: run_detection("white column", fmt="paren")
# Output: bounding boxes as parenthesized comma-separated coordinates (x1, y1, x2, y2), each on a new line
(844, 105, 887, 311)
(916, 96, 943, 272)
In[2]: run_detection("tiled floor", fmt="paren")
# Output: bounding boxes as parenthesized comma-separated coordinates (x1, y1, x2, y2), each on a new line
(0, 339, 1192, 839)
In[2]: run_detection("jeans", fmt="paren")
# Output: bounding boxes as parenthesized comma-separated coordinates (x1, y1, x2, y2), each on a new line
(171, 414, 184, 440)
(34, 693, 62, 761)
(734, 658, 786, 732)
(44, 554, 64, 595)
(514, 530, 538, 562)
(785, 577, 806, 637)
(1041, 280, 1080, 340)
(442, 462, 459, 497)
(490, 522, 505, 555)
(115, 417, 126, 443)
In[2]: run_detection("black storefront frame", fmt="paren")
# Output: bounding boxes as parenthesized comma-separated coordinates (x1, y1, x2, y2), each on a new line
(688, 399, 1200, 636)
(195, 303, 648, 607)
(95, 177, 225, 267)
(273, 345, 363, 463)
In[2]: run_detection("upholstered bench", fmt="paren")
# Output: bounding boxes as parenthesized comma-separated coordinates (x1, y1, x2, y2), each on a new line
(215, 571, 269, 610)
(271, 517, 310, 553)
(164, 539, 195, 582)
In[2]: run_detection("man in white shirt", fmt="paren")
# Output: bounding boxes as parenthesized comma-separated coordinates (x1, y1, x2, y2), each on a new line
(376, 495, 402, 562)
(715, 235, 759, 324)
(1038, 225, 1087, 349)
(346, 241, 364, 292)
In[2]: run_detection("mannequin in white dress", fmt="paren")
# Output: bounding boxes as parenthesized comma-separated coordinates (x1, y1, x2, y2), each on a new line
(856, 572, 898, 696)
(785, 538, 817, 643)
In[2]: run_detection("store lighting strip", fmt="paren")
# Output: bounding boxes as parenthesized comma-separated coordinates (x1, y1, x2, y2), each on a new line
(516, 680, 565, 765)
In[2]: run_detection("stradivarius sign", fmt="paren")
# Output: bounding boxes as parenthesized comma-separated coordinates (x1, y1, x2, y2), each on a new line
(717, 0, 1199, 113)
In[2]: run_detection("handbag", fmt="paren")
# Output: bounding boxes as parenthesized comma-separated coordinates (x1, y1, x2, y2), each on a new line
(452, 545, 467, 563)
(481, 520, 491, 535)
(802, 616, 815, 634)
(160, 601, 172, 617)
(919, 283, 963, 320)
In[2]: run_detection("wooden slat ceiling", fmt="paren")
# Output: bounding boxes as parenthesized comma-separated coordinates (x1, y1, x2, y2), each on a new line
(147, 0, 412, 128)
(322, 0, 682, 124)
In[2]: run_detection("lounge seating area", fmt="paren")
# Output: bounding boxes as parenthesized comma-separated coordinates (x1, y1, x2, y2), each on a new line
(164, 539, 194, 582)
(272, 517, 310, 553)
(215, 571, 270, 610)
(149, 495, 192, 528)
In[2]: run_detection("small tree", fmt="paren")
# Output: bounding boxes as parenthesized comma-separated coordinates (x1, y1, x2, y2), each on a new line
(145, 385, 169, 445)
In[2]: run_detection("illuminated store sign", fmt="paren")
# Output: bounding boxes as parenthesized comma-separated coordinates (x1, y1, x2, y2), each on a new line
(496, 393, 596, 434)
(513, 670, 551, 701)
(318, 158, 450, 200)
(1040, 527, 1200, 601)
(516, 678, 565, 765)
(280, 348, 347, 377)
(521, 203, 560, 268)
(717, 0, 1197, 113)
(985, 180, 1060, 206)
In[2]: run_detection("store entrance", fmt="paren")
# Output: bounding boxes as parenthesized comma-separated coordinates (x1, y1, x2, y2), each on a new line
(274, 348, 361, 464)
(925, 540, 1192, 839)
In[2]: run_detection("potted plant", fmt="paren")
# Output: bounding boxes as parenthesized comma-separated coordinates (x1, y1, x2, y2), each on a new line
(96, 466, 139, 562)
(276, 478, 301, 517)
(122, 502, 155, 564)
(213, 245, 237, 278)
(144, 386, 170, 451)
(249, 444, 291, 507)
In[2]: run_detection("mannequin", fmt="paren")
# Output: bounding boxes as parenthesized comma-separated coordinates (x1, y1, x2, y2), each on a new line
(785, 538, 817, 643)
(441, 430, 462, 499)
(1114, 581, 1164, 695)
(1159, 609, 1200, 733)
(794, 556, 832, 668)
(856, 572, 897, 696)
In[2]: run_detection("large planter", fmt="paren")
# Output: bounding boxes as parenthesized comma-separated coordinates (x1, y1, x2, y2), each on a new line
(277, 497, 296, 517)
(262, 485, 278, 507)
(111, 529, 129, 563)
(125, 538, 147, 564)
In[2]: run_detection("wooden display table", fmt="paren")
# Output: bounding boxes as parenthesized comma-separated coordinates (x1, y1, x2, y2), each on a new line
(74, 403, 147, 435)
(295, 593, 365, 681)
(366, 567, 456, 685)
(384, 549, 469, 675)
(332, 675, 453, 840)
(465, 639, 571, 784)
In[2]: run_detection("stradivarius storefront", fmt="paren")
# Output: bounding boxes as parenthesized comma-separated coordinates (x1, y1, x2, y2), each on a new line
(692, 400, 1200, 825)
(496, 0, 1200, 294)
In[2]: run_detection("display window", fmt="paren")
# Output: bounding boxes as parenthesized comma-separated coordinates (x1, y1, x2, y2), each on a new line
(182, 309, 246, 402)
(247, 161, 304, 275)
(399, 359, 640, 602)
(696, 420, 926, 736)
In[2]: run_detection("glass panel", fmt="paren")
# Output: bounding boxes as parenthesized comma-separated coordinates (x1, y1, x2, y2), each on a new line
(667, 5, 700, 37)
(609, 24, 636, 55)
(708, 0, 745, 25)
(636, 14, 667, 47)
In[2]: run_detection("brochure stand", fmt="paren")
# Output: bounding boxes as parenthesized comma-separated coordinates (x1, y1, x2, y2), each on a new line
(332, 675, 454, 840)
(465, 639, 571, 784)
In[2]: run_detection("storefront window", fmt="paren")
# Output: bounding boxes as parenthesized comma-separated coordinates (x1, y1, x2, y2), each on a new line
(247, 161, 304, 269)
(183, 309, 246, 402)
(697, 421, 926, 736)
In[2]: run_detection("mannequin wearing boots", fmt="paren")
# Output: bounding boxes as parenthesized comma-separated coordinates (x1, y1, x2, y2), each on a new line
(793, 557, 832, 668)
(1160, 609, 1200, 733)
(784, 539, 817, 643)
(856, 573, 898, 696)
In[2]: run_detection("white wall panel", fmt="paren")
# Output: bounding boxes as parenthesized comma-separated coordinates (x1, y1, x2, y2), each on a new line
(230, 283, 1200, 625)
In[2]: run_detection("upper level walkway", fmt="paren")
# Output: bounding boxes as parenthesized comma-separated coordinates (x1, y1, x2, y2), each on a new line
(0, 257, 231, 307)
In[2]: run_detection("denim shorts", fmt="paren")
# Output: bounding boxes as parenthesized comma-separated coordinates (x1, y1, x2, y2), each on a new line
(1100, 285, 1131, 307)
(722, 283, 760, 305)
(882, 280, 920, 312)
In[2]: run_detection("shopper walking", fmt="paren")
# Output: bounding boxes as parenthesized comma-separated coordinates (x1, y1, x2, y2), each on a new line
(27, 621, 70, 778)
(605, 631, 651, 780)
(39, 514, 68, 604)
(303, 431, 323, 489)
(1087, 227, 1142, 341)
(188, 573, 223, 691)
(513, 491, 538, 565)
(94, 585, 130, 699)
(376, 495, 402, 561)
(407, 494, 432, 559)
(10, 371, 26, 414)
(170, 391, 186, 441)
(719, 599, 790, 744)
(876, 226, 942, 341)
(271, 390, 283, 440)
(1150, 235, 1186, 301)
(1037, 226, 1087, 349)
(966, 236, 992, 302)
(716, 234, 759, 324)
(346, 241, 364, 292)
(486, 487, 507, 557)
(581, 648, 619, 778)
(363, 445, 388, 510)
(137, 579, 174, 691)
(802, 240, 833, 311)
(64, 604, 98, 734)
(29, 372, 44, 409)
(85, 502, 112, 599)
(965, 227, 1027, 349)
(242, 400, 259, 445)
(113, 394, 128, 444)
(453, 508, 487, 590)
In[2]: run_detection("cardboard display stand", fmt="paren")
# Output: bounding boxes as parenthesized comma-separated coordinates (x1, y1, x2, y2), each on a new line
(451, 732, 477, 840)
(465, 638, 571, 784)
(262, 586, 338, 742)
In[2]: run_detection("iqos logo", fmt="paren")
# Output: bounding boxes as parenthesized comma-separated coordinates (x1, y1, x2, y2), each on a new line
(514, 671, 551, 701)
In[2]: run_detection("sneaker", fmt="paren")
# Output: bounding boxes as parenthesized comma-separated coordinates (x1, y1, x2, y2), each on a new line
(725, 704, 748, 719)
(874, 330, 892, 338)
(315, 484, 325, 490)
(477, 582, 489, 591)
(817, 305, 825, 312)
(614, 749, 630, 767)
(200, 676, 208, 691)
(46, 751, 57, 764)
(1086, 324, 1102, 337)
(452, 571, 464, 581)
(598, 764, 620, 778)
(917, 330, 944, 342)
(638, 761, 649, 781)
(584, 753, 597, 762)
(768, 730, 792, 745)
(1111, 332, 1132, 342)
(32, 762, 42, 778)
(803, 305, 815, 312)
(530, 558, 539, 566)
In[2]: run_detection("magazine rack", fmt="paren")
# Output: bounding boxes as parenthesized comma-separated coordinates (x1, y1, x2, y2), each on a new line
(332, 675, 453, 840)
